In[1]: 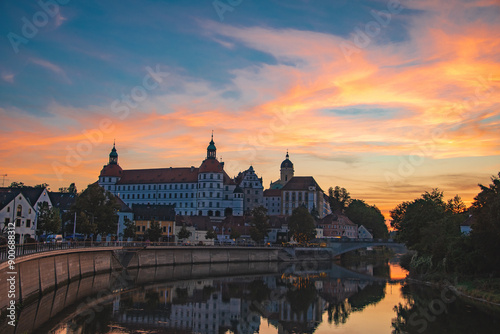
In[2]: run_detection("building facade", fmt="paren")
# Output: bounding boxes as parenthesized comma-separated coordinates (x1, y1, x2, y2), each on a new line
(235, 166, 264, 214)
(99, 137, 244, 218)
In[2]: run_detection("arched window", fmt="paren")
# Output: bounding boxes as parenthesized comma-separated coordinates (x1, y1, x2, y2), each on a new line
(16, 205, 22, 217)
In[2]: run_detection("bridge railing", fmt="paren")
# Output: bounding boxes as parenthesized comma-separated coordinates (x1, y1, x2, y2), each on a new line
(0, 240, 276, 263)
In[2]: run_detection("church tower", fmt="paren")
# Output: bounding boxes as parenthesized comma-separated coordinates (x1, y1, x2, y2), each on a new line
(109, 141, 118, 165)
(207, 132, 216, 159)
(280, 151, 294, 183)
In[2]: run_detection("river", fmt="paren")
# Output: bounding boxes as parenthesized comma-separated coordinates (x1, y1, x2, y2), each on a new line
(3, 258, 500, 333)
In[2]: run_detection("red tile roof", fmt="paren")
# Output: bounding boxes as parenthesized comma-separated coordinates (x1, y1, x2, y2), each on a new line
(116, 167, 199, 184)
(199, 159, 223, 173)
(281, 176, 323, 192)
(100, 164, 123, 177)
(264, 189, 282, 197)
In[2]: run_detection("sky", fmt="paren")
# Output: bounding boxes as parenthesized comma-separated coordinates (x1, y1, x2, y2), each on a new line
(0, 0, 499, 218)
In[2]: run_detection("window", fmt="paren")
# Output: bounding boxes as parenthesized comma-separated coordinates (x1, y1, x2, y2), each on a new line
(137, 226, 140, 231)
(7, 207, 10, 213)
(142, 226, 146, 232)
(16, 219, 21, 227)
(5, 218, 10, 225)
(16, 205, 22, 217)
(255, 190, 258, 195)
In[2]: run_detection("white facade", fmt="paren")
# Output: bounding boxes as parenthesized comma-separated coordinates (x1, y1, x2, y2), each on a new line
(358, 225, 373, 240)
(0, 192, 37, 244)
(99, 138, 244, 218)
(263, 190, 281, 216)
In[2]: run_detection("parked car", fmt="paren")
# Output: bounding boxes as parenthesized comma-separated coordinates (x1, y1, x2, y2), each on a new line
(65, 233, 85, 241)
(46, 234, 63, 243)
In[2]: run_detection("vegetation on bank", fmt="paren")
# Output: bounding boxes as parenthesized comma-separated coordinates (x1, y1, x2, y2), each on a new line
(391, 172, 500, 302)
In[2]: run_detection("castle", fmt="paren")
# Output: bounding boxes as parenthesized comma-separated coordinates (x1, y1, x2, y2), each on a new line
(98, 136, 331, 218)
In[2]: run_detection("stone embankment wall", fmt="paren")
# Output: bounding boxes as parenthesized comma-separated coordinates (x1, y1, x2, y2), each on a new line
(0, 246, 280, 311)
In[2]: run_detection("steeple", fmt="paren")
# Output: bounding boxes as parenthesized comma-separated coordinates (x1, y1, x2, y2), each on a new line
(280, 150, 294, 183)
(109, 141, 118, 165)
(207, 131, 216, 159)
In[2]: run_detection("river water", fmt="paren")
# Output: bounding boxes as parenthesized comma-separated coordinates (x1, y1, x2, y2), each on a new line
(2, 258, 500, 334)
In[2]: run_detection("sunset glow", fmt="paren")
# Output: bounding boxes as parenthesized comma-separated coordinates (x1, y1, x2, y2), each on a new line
(1, 0, 499, 218)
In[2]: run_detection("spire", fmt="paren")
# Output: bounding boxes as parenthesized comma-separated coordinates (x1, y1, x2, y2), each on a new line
(207, 132, 216, 159)
(109, 142, 118, 165)
(286, 149, 289, 159)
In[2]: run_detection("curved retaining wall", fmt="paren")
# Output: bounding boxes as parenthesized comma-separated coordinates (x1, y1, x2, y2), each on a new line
(0, 246, 279, 312)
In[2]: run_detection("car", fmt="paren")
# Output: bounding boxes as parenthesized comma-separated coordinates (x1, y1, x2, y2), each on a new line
(65, 233, 85, 241)
(46, 234, 63, 243)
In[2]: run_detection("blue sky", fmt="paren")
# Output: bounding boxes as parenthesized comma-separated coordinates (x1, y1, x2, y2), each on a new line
(1, 0, 499, 216)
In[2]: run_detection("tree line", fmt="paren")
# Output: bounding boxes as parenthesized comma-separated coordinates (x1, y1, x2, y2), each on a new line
(390, 172, 500, 279)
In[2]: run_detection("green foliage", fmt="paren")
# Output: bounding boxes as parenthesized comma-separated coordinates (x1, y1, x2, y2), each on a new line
(229, 229, 241, 240)
(9, 181, 25, 188)
(469, 172, 500, 276)
(70, 183, 120, 239)
(288, 206, 316, 244)
(249, 206, 270, 243)
(145, 221, 162, 241)
(177, 224, 192, 240)
(388, 182, 500, 278)
(205, 228, 217, 240)
(122, 217, 136, 240)
(59, 182, 77, 194)
(328, 186, 351, 212)
(36, 201, 61, 235)
(345, 199, 389, 239)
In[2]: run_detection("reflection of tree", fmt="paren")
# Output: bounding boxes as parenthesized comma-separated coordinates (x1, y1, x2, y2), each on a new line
(391, 282, 499, 334)
(286, 278, 317, 315)
(145, 290, 159, 310)
(81, 304, 114, 334)
(249, 279, 271, 303)
(173, 287, 189, 304)
(327, 300, 351, 325)
(348, 282, 386, 311)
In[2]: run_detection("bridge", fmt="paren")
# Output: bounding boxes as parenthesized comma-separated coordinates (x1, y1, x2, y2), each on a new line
(281, 239, 407, 259)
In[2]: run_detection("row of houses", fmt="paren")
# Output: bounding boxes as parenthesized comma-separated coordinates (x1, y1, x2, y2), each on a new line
(0, 187, 75, 244)
(125, 203, 373, 245)
(0, 183, 371, 245)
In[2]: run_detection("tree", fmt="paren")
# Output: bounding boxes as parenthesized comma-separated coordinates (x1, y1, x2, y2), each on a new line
(469, 172, 500, 276)
(328, 186, 351, 212)
(389, 189, 465, 271)
(59, 182, 77, 194)
(70, 183, 120, 239)
(122, 217, 136, 241)
(34, 183, 49, 189)
(36, 202, 61, 235)
(9, 181, 25, 188)
(249, 206, 270, 243)
(345, 199, 388, 239)
(145, 221, 162, 242)
(230, 229, 241, 240)
(177, 224, 192, 241)
(205, 228, 218, 240)
(288, 206, 316, 244)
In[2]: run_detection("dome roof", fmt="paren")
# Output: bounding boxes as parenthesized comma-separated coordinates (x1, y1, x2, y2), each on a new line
(207, 140, 216, 151)
(280, 152, 293, 169)
(100, 164, 123, 177)
(109, 146, 118, 158)
(199, 158, 223, 173)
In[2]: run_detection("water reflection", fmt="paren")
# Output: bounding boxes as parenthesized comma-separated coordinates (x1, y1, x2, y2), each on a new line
(2, 260, 498, 334)
(49, 262, 395, 334)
